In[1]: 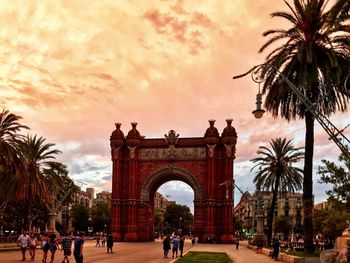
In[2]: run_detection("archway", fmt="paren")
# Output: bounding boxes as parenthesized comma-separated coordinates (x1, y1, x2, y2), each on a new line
(110, 119, 237, 243)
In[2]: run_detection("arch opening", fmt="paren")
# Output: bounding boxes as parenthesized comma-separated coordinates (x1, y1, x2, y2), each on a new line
(140, 167, 203, 204)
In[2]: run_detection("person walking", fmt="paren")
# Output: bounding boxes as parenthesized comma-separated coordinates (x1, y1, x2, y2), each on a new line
(179, 236, 185, 257)
(101, 234, 106, 247)
(235, 236, 240, 250)
(73, 232, 84, 263)
(95, 234, 100, 247)
(61, 232, 72, 263)
(106, 233, 114, 253)
(18, 230, 30, 262)
(28, 233, 38, 261)
(172, 236, 179, 258)
(49, 233, 59, 263)
(41, 232, 50, 263)
(162, 236, 171, 258)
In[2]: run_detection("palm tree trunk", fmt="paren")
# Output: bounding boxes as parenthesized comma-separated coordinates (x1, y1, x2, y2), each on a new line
(303, 111, 314, 253)
(267, 172, 281, 246)
(23, 175, 32, 231)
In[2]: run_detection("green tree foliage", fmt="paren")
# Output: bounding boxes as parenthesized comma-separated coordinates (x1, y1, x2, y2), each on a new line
(90, 201, 111, 233)
(164, 204, 193, 235)
(317, 151, 350, 210)
(251, 137, 304, 246)
(71, 204, 90, 232)
(0, 109, 28, 206)
(233, 215, 243, 233)
(274, 215, 293, 238)
(154, 208, 164, 236)
(237, 0, 350, 252)
(313, 206, 349, 240)
(12, 135, 62, 229)
(0, 109, 78, 231)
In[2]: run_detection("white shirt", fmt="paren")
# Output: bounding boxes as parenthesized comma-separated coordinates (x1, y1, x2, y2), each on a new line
(18, 234, 29, 248)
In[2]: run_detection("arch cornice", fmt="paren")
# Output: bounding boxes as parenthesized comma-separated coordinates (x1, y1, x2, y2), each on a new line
(140, 166, 203, 203)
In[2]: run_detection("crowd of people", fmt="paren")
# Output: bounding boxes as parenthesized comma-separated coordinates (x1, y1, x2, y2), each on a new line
(162, 235, 185, 258)
(17, 230, 338, 262)
(255, 234, 337, 261)
(17, 229, 115, 263)
(95, 233, 115, 253)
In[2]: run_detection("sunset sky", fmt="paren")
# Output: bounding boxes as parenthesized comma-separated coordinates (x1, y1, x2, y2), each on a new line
(0, 0, 349, 209)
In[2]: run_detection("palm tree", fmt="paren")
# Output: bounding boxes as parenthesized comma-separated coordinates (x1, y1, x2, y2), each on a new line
(0, 109, 29, 215)
(0, 109, 29, 177)
(12, 134, 62, 229)
(251, 137, 304, 246)
(246, 0, 350, 252)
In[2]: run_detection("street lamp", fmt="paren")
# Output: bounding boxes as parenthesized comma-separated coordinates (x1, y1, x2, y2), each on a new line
(251, 66, 265, 119)
(234, 64, 350, 157)
(178, 217, 182, 235)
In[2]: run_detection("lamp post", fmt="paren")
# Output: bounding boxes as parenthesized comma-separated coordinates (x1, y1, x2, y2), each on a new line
(240, 64, 350, 158)
(178, 217, 182, 235)
(221, 180, 266, 244)
(254, 191, 267, 246)
(251, 66, 265, 119)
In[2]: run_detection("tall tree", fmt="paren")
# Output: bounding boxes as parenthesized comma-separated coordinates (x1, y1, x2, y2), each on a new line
(154, 208, 164, 236)
(317, 150, 350, 210)
(71, 204, 90, 232)
(251, 137, 304, 246)
(238, 0, 350, 252)
(0, 109, 29, 234)
(43, 164, 79, 231)
(12, 135, 61, 229)
(0, 109, 29, 204)
(273, 215, 293, 239)
(313, 207, 349, 240)
(164, 204, 193, 235)
(90, 201, 111, 233)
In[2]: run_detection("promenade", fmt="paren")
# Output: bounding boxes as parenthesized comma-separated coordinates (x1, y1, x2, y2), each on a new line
(0, 240, 277, 263)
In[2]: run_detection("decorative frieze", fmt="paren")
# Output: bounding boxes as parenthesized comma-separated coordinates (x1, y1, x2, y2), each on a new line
(128, 146, 137, 159)
(139, 145, 206, 160)
(111, 146, 121, 160)
(207, 144, 216, 158)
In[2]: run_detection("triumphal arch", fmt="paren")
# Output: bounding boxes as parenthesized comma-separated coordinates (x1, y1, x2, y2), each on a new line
(110, 119, 237, 243)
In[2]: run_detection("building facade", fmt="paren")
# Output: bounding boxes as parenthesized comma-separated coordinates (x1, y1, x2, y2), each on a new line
(234, 191, 304, 238)
(154, 192, 176, 212)
(314, 201, 328, 211)
(57, 187, 94, 231)
(96, 191, 112, 205)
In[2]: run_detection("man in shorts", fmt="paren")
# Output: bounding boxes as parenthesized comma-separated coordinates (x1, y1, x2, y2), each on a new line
(18, 230, 30, 261)
(61, 232, 72, 263)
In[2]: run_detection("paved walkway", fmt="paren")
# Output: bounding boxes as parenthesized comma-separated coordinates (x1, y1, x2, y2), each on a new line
(0, 240, 277, 263)
(183, 241, 276, 263)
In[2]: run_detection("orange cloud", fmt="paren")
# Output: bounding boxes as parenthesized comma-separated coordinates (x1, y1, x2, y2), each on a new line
(0, 0, 347, 198)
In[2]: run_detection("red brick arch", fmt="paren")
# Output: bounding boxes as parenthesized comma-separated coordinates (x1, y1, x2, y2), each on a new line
(110, 120, 237, 243)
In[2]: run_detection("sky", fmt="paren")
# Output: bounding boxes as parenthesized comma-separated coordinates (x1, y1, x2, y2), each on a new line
(0, 0, 349, 212)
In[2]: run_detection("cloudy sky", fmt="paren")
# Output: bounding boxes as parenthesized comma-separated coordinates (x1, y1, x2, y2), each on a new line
(0, 0, 348, 211)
